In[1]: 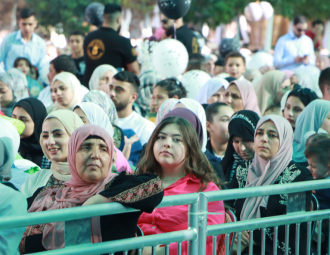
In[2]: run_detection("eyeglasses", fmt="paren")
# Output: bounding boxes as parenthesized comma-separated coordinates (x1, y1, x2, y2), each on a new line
(296, 28, 307, 33)
(161, 19, 168, 24)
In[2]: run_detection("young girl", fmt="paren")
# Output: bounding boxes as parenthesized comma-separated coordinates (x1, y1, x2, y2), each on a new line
(14, 57, 44, 98)
(137, 116, 225, 255)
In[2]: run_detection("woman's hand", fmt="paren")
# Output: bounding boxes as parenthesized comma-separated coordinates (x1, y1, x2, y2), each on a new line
(124, 134, 140, 146)
(231, 231, 250, 254)
(82, 195, 112, 206)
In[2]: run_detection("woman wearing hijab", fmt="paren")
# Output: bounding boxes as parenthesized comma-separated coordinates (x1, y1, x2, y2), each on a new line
(73, 102, 132, 173)
(283, 86, 318, 130)
(235, 115, 312, 254)
(20, 125, 163, 254)
(82, 90, 118, 125)
(0, 72, 29, 116)
(88, 64, 118, 90)
(0, 118, 28, 255)
(11, 98, 47, 167)
(243, 69, 262, 83)
(19, 110, 84, 198)
(223, 80, 261, 116)
(172, 98, 208, 152)
(254, 70, 291, 116)
(195, 77, 229, 105)
(293, 99, 330, 167)
(221, 110, 260, 184)
(47, 72, 83, 113)
(155, 98, 179, 125)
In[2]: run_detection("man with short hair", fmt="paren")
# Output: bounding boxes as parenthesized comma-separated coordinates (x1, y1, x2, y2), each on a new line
(319, 67, 330, 100)
(110, 71, 155, 145)
(274, 15, 315, 70)
(161, 13, 199, 54)
(69, 31, 86, 84)
(306, 20, 324, 50)
(83, 3, 140, 87)
(38, 55, 88, 107)
(0, 8, 49, 84)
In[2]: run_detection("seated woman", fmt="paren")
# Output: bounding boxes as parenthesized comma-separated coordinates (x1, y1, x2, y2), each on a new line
(205, 103, 234, 163)
(47, 72, 83, 113)
(73, 102, 132, 172)
(283, 86, 318, 130)
(20, 110, 84, 198)
(82, 90, 118, 125)
(20, 125, 163, 254)
(293, 99, 330, 167)
(88, 64, 118, 90)
(12, 98, 48, 167)
(195, 77, 229, 105)
(149, 78, 187, 122)
(223, 80, 261, 116)
(137, 116, 225, 255)
(0, 72, 29, 116)
(235, 115, 313, 254)
(221, 110, 260, 184)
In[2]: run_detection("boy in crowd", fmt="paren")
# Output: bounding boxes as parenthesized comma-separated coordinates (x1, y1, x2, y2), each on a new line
(225, 51, 246, 80)
(69, 31, 86, 84)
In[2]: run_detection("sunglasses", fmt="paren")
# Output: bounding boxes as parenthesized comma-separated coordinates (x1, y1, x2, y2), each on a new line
(161, 19, 168, 24)
(296, 28, 307, 33)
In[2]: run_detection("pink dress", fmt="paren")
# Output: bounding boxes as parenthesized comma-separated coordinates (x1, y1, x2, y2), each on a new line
(138, 174, 225, 254)
(114, 147, 131, 173)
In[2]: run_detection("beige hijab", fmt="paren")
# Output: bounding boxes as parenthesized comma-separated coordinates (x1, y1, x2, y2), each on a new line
(47, 72, 82, 113)
(254, 71, 285, 115)
(40, 110, 84, 181)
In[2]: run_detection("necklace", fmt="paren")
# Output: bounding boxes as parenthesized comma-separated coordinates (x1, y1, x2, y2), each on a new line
(161, 174, 186, 184)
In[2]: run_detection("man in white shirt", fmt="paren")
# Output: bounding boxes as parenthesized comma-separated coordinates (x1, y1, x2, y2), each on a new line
(319, 67, 330, 100)
(274, 15, 315, 70)
(110, 71, 155, 145)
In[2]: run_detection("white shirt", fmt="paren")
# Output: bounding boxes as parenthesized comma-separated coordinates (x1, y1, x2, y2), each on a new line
(117, 111, 155, 145)
(273, 31, 315, 70)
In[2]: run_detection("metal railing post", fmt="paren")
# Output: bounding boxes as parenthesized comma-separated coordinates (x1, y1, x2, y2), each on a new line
(198, 193, 208, 255)
(188, 198, 199, 255)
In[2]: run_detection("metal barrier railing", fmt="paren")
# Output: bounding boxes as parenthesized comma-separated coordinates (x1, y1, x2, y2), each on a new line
(1, 179, 330, 254)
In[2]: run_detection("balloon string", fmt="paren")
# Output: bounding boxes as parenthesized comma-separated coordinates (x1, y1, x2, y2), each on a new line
(174, 21, 177, 40)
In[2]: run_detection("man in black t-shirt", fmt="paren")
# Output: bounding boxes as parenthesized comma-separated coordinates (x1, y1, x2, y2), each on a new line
(83, 3, 140, 87)
(69, 31, 86, 84)
(161, 14, 199, 54)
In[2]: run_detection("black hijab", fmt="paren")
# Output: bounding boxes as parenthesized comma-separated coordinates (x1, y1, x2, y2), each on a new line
(14, 98, 47, 167)
(221, 110, 260, 182)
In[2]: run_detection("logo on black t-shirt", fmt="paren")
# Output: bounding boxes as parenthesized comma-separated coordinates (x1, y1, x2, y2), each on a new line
(87, 39, 105, 60)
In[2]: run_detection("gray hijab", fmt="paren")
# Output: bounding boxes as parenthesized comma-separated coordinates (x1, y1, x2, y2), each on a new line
(240, 115, 293, 220)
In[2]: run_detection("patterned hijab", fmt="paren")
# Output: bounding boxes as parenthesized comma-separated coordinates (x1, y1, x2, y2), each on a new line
(29, 125, 116, 250)
(240, 115, 293, 220)
(155, 98, 179, 125)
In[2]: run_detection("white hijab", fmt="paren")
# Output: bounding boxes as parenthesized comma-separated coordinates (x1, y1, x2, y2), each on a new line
(293, 99, 330, 163)
(48, 72, 83, 113)
(195, 77, 229, 104)
(75, 102, 114, 137)
(172, 98, 207, 152)
(241, 115, 293, 220)
(88, 64, 118, 90)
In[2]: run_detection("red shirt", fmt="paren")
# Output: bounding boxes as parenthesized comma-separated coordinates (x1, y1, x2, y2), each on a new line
(306, 30, 321, 49)
(138, 174, 225, 255)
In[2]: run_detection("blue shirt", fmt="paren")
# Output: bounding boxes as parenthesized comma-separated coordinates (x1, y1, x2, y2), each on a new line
(273, 31, 315, 70)
(0, 30, 49, 84)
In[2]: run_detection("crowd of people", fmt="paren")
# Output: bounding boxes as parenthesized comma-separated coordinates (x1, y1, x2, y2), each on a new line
(1, 3, 330, 255)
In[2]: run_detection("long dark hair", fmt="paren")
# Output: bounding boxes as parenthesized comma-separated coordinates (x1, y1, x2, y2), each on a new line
(136, 116, 220, 191)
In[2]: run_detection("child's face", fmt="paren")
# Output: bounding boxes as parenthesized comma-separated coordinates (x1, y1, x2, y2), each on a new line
(69, 35, 84, 53)
(307, 155, 330, 180)
(17, 60, 30, 75)
(113, 126, 122, 149)
(225, 57, 246, 79)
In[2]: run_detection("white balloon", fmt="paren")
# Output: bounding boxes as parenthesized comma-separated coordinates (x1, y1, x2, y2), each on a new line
(180, 70, 211, 99)
(152, 39, 189, 78)
(247, 51, 274, 70)
(244, 2, 263, 23)
(260, 1, 274, 20)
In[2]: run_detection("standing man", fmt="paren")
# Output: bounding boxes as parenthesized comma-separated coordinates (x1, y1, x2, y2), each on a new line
(69, 31, 86, 84)
(306, 20, 324, 50)
(109, 71, 155, 145)
(0, 8, 49, 84)
(274, 15, 315, 70)
(160, 13, 199, 54)
(83, 3, 140, 88)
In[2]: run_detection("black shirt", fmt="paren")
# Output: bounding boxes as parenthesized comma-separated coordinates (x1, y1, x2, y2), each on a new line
(83, 27, 137, 87)
(71, 56, 86, 84)
(176, 25, 199, 54)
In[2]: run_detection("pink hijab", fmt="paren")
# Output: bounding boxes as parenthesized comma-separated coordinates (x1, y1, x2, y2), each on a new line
(28, 125, 116, 250)
(231, 80, 261, 116)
